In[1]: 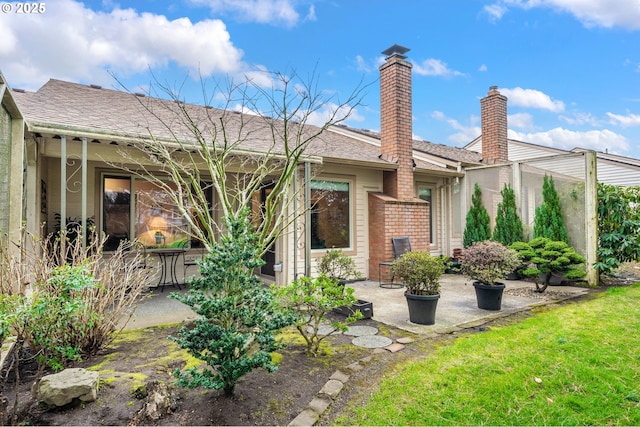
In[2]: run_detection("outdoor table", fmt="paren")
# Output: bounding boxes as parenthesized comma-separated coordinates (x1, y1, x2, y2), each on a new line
(154, 248, 186, 292)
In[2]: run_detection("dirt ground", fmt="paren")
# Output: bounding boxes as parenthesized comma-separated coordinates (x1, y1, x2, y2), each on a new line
(4, 313, 413, 426)
(4, 265, 639, 426)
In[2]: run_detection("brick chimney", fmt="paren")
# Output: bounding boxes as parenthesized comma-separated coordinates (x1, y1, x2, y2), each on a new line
(480, 85, 508, 163)
(379, 44, 414, 200)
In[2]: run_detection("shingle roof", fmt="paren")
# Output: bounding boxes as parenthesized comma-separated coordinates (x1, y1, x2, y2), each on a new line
(11, 79, 459, 174)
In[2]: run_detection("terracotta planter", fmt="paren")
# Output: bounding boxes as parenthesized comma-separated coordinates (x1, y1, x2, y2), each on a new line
(473, 281, 505, 311)
(405, 292, 440, 325)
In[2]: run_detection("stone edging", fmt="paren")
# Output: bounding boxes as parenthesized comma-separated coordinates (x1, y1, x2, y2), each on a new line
(288, 337, 413, 426)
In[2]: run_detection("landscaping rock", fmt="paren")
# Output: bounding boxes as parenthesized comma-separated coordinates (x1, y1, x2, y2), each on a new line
(131, 380, 178, 423)
(34, 368, 99, 407)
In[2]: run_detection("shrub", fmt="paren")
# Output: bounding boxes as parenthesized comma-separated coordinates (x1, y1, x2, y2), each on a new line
(316, 248, 362, 280)
(460, 240, 521, 285)
(463, 183, 491, 248)
(13, 264, 98, 372)
(595, 183, 640, 274)
(276, 274, 361, 356)
(492, 183, 524, 246)
(390, 251, 446, 295)
(533, 175, 568, 243)
(170, 210, 294, 396)
(510, 237, 586, 292)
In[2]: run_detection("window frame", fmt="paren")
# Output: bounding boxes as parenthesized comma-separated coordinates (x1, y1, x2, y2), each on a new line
(100, 172, 214, 251)
(309, 177, 354, 252)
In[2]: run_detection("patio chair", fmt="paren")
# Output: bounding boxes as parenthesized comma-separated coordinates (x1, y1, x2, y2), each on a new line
(378, 237, 412, 288)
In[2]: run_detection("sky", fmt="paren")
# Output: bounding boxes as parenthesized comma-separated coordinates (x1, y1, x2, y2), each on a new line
(1, 0, 639, 159)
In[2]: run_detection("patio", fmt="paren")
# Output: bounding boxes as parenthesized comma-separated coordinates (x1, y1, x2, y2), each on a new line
(123, 274, 591, 333)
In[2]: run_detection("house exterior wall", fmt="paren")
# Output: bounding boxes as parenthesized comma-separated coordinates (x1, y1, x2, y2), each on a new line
(0, 104, 11, 232)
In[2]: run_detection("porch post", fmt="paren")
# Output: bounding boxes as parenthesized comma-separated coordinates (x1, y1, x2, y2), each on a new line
(304, 161, 311, 277)
(60, 135, 67, 233)
(81, 137, 87, 250)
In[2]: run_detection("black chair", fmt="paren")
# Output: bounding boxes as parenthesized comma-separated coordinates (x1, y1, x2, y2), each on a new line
(379, 237, 412, 288)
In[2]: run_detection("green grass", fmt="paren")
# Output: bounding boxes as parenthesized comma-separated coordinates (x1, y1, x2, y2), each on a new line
(336, 284, 640, 426)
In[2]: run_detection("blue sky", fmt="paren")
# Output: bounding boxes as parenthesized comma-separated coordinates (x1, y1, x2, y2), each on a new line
(1, 0, 639, 158)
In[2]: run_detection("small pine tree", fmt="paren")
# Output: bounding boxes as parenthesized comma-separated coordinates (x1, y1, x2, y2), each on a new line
(492, 183, 524, 246)
(533, 175, 568, 243)
(169, 209, 294, 396)
(463, 183, 491, 248)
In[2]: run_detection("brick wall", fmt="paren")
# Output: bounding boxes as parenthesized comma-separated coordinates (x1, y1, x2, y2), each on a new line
(379, 54, 414, 200)
(368, 193, 430, 281)
(480, 86, 508, 163)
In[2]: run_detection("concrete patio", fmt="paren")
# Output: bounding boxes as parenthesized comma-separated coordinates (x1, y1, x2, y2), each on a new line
(123, 274, 591, 333)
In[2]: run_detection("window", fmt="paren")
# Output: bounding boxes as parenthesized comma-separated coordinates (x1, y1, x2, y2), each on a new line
(102, 175, 192, 251)
(310, 179, 350, 249)
(418, 186, 435, 245)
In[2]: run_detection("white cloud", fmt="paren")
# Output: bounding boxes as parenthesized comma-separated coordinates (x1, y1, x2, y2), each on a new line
(307, 103, 364, 127)
(607, 112, 640, 127)
(509, 127, 630, 153)
(0, 0, 245, 89)
(484, 4, 508, 21)
(478, 64, 488, 72)
(559, 112, 599, 126)
(489, 0, 640, 30)
(188, 0, 301, 27)
(508, 112, 535, 129)
(432, 110, 481, 144)
(501, 87, 565, 112)
(413, 59, 464, 78)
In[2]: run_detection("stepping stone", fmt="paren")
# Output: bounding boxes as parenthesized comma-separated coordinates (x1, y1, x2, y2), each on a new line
(351, 335, 393, 349)
(396, 337, 414, 344)
(344, 325, 378, 336)
(385, 343, 405, 353)
(307, 324, 340, 336)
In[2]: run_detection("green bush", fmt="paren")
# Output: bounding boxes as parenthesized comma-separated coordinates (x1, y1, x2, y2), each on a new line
(463, 183, 491, 248)
(492, 183, 524, 246)
(511, 237, 586, 292)
(13, 264, 100, 371)
(595, 183, 640, 274)
(276, 274, 361, 356)
(391, 251, 446, 295)
(170, 210, 294, 396)
(533, 175, 568, 243)
(316, 248, 362, 280)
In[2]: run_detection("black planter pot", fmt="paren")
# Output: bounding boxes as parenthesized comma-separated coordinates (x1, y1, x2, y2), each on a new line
(404, 292, 440, 325)
(473, 281, 506, 311)
(333, 300, 374, 319)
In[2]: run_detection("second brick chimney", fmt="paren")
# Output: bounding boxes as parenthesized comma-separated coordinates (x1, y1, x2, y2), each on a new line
(480, 85, 509, 163)
(379, 44, 414, 200)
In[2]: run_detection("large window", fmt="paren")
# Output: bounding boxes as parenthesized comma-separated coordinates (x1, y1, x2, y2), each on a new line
(310, 179, 351, 249)
(102, 176, 191, 251)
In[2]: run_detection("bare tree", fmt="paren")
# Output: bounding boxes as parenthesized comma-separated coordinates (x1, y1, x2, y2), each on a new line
(109, 69, 368, 256)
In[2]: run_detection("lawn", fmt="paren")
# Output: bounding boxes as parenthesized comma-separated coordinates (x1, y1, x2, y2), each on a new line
(336, 284, 640, 426)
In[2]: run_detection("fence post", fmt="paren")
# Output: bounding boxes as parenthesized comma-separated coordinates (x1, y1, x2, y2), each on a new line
(585, 150, 598, 286)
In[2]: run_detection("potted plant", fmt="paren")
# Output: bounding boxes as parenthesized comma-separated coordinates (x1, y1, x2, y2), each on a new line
(391, 250, 447, 325)
(510, 237, 587, 293)
(316, 248, 363, 284)
(316, 249, 371, 318)
(460, 240, 521, 310)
